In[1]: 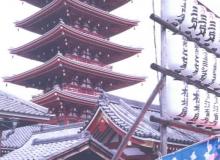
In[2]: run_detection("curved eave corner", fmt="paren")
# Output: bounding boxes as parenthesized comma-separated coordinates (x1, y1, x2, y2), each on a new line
(32, 89, 98, 107)
(15, 0, 138, 28)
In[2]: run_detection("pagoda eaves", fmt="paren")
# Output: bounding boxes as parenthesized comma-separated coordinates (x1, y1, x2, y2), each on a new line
(32, 89, 98, 124)
(9, 0, 145, 125)
(17, 0, 138, 37)
(32, 88, 98, 107)
(4, 55, 145, 91)
(10, 24, 142, 64)
(21, 0, 130, 12)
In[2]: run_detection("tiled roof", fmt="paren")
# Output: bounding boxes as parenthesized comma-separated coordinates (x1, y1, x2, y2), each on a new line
(2, 125, 42, 149)
(0, 90, 53, 121)
(105, 93, 159, 111)
(1, 124, 57, 150)
(1, 124, 112, 160)
(32, 88, 98, 107)
(88, 93, 207, 145)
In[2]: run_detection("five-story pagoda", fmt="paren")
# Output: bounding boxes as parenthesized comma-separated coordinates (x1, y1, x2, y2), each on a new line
(5, 0, 144, 124)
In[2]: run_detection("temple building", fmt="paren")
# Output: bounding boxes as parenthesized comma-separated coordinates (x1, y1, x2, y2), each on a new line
(0, 0, 208, 159)
(5, 0, 145, 124)
(0, 89, 53, 155)
(0, 93, 207, 159)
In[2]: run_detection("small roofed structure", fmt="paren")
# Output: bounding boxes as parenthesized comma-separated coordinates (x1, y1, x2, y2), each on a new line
(1, 123, 113, 160)
(0, 93, 208, 160)
(84, 93, 208, 160)
(0, 90, 53, 156)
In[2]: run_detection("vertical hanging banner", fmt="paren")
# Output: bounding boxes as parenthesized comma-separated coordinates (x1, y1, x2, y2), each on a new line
(210, 58, 220, 90)
(186, 84, 200, 123)
(191, 47, 207, 81)
(181, 41, 197, 77)
(162, 0, 220, 130)
(166, 31, 188, 73)
(180, 0, 199, 36)
(164, 0, 186, 26)
(165, 77, 188, 120)
(159, 135, 220, 160)
(209, 97, 220, 130)
(191, 4, 207, 41)
(197, 89, 209, 126)
(201, 52, 216, 85)
(206, 94, 217, 128)
(202, 11, 216, 47)
(210, 17, 220, 55)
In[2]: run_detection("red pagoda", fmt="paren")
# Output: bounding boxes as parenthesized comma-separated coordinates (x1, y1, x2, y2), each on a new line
(5, 0, 145, 124)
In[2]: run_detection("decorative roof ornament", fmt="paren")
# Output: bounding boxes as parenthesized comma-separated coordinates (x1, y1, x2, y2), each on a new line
(59, 18, 65, 24)
(57, 50, 63, 56)
(98, 89, 110, 105)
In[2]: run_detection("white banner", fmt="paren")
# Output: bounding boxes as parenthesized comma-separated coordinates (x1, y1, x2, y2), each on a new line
(210, 58, 220, 90)
(165, 77, 188, 120)
(185, 84, 200, 123)
(191, 4, 207, 41)
(163, 0, 220, 130)
(202, 11, 216, 47)
(166, 31, 187, 72)
(180, 0, 199, 36)
(164, 0, 186, 26)
(210, 17, 220, 55)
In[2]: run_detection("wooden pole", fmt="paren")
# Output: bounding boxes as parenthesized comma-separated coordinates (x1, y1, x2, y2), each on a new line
(160, 0, 168, 155)
(111, 76, 165, 160)
(150, 116, 214, 136)
(0, 129, 2, 157)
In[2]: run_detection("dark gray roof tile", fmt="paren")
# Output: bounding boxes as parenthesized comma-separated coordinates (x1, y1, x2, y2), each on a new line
(1, 125, 112, 160)
(0, 90, 53, 120)
(97, 93, 207, 145)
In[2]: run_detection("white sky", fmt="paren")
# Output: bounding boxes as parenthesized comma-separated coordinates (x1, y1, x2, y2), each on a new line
(0, 0, 219, 103)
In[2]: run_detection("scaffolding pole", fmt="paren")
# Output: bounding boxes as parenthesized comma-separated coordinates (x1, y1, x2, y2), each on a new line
(159, 0, 168, 155)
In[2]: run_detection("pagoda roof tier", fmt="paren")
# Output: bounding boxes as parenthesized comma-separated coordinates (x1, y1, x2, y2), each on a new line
(21, 0, 130, 11)
(32, 89, 98, 107)
(17, 0, 138, 37)
(4, 55, 145, 91)
(10, 24, 141, 63)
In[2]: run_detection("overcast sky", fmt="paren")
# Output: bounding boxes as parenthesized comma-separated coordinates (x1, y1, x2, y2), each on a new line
(0, 0, 219, 103)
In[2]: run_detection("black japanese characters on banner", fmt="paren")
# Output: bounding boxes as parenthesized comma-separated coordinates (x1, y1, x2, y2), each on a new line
(165, 77, 219, 128)
(164, 0, 220, 55)
(164, 0, 220, 129)
(166, 33, 217, 87)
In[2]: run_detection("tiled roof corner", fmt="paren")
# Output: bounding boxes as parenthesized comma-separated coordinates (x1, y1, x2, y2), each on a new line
(0, 90, 54, 121)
